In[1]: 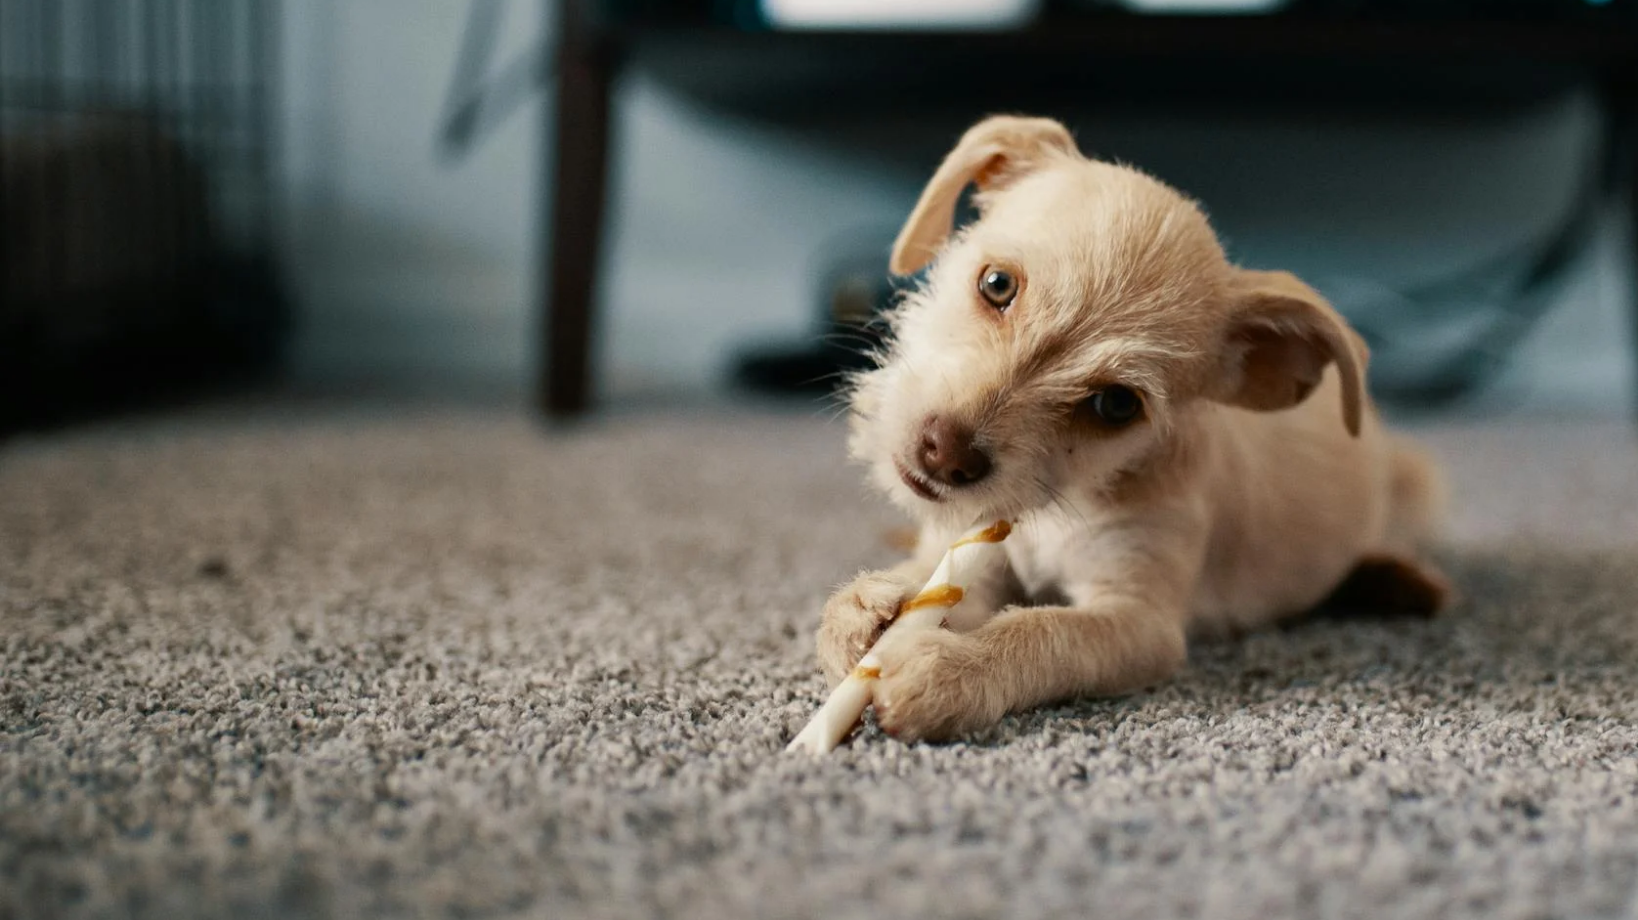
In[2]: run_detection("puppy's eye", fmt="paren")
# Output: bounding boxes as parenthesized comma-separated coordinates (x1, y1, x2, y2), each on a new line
(977, 267, 1019, 310)
(1084, 385, 1143, 427)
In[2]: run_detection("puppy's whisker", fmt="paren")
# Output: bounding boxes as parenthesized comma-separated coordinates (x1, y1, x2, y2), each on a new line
(815, 392, 855, 423)
(814, 396, 846, 420)
(1033, 476, 1089, 530)
(817, 331, 888, 355)
(799, 369, 854, 389)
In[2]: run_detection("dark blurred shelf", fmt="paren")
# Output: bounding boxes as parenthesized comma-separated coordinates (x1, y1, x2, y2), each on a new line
(624, 17, 1638, 123)
(623, 16, 1638, 56)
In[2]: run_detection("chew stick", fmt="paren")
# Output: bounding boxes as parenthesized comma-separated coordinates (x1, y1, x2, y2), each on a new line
(787, 520, 1012, 754)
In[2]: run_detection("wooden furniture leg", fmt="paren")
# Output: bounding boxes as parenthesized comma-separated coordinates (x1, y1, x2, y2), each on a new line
(1602, 70, 1638, 421)
(541, 0, 616, 416)
(1623, 81, 1638, 421)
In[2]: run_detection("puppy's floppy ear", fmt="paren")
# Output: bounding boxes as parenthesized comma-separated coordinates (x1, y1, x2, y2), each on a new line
(889, 115, 1079, 276)
(1214, 269, 1369, 437)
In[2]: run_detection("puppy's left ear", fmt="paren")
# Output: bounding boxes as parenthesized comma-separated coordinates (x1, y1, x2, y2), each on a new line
(890, 115, 1079, 276)
(1214, 269, 1369, 437)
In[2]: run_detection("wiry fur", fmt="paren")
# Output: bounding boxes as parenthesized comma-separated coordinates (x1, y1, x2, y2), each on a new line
(821, 115, 1448, 742)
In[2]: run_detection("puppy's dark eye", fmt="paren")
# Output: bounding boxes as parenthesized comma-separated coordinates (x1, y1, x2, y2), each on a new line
(1085, 385, 1143, 427)
(977, 267, 1018, 310)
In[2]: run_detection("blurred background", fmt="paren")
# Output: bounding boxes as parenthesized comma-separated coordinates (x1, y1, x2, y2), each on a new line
(3, 0, 1637, 429)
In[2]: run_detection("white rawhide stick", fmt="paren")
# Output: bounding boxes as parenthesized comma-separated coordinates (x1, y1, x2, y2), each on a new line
(787, 520, 1013, 754)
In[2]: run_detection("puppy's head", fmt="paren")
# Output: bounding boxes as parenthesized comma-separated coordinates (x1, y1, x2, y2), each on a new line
(849, 115, 1368, 526)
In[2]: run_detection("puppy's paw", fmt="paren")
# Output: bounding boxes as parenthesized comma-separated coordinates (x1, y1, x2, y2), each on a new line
(872, 629, 1002, 743)
(817, 569, 918, 686)
(1325, 554, 1453, 618)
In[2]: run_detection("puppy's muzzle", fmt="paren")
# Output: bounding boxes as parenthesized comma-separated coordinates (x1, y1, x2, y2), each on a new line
(916, 416, 992, 488)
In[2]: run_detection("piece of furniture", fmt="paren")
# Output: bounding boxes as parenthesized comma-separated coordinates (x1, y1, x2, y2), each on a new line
(541, 1, 1638, 416)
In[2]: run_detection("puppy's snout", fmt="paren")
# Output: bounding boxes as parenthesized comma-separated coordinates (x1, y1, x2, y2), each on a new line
(918, 417, 992, 487)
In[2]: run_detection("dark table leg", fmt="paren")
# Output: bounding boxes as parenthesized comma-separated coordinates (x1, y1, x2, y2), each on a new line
(1606, 71, 1638, 422)
(1623, 83, 1638, 422)
(541, 0, 616, 416)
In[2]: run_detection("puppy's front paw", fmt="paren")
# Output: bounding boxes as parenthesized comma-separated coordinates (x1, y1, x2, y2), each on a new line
(817, 570, 918, 686)
(873, 629, 1002, 743)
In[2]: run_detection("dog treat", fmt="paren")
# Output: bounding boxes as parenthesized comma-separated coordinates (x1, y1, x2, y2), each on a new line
(787, 520, 1012, 754)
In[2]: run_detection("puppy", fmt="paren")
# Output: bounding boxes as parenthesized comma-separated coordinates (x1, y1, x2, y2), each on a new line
(820, 115, 1448, 742)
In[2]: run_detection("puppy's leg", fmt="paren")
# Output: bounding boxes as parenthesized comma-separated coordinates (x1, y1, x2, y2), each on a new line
(871, 599, 1187, 742)
(1324, 553, 1452, 618)
(816, 525, 949, 687)
(871, 514, 1203, 741)
(1383, 437, 1445, 554)
(816, 563, 924, 687)
(815, 553, 1023, 687)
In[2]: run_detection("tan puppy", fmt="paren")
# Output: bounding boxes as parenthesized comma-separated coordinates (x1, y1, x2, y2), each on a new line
(820, 115, 1449, 742)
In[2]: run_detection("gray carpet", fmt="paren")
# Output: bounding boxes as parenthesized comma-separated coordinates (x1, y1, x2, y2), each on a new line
(2, 405, 1637, 920)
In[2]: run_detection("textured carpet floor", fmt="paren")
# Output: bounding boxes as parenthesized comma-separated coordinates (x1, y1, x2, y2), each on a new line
(2, 406, 1637, 920)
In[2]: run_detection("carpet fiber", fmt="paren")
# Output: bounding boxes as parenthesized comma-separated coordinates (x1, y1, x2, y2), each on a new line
(2, 406, 1637, 920)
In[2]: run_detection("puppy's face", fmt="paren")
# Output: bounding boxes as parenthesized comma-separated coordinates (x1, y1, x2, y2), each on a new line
(849, 116, 1367, 528)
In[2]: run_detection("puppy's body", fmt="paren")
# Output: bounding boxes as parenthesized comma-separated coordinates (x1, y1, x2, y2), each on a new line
(1012, 373, 1441, 636)
(818, 115, 1447, 741)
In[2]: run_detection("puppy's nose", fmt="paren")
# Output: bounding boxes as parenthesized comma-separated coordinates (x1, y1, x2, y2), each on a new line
(918, 417, 992, 487)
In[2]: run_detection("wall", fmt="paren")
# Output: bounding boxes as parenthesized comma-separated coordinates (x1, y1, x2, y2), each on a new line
(279, 0, 542, 392)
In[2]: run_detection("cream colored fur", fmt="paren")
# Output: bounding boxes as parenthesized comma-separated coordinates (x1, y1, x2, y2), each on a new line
(820, 115, 1447, 742)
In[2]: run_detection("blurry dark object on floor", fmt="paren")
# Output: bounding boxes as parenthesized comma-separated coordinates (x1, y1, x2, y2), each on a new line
(733, 239, 898, 395)
(0, 0, 287, 432)
(527, 0, 1638, 416)
(733, 195, 975, 397)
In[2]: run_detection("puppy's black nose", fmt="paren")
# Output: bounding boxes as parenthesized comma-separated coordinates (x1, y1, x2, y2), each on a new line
(918, 417, 992, 487)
